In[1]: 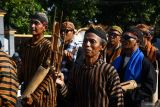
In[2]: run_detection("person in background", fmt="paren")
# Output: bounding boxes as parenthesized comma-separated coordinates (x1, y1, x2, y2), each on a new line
(74, 27, 89, 63)
(12, 52, 22, 70)
(106, 25, 123, 63)
(112, 26, 156, 107)
(57, 25, 124, 107)
(18, 12, 56, 107)
(136, 24, 160, 66)
(152, 37, 160, 50)
(136, 23, 160, 100)
(60, 21, 79, 83)
(0, 40, 19, 106)
(57, 21, 79, 107)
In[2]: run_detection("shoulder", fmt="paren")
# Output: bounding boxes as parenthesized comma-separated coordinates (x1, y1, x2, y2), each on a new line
(39, 38, 51, 50)
(156, 49, 160, 58)
(142, 57, 153, 66)
(142, 57, 155, 72)
(100, 60, 117, 74)
(0, 51, 11, 60)
(41, 38, 51, 45)
(0, 51, 17, 71)
(101, 61, 120, 83)
(74, 59, 84, 68)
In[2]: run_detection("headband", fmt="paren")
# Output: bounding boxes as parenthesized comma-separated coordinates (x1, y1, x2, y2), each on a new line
(85, 28, 107, 41)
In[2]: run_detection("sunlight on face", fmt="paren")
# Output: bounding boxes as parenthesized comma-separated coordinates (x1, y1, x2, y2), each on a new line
(30, 19, 46, 36)
(83, 33, 103, 58)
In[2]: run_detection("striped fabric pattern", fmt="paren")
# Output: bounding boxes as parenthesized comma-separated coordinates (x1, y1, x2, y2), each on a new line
(61, 59, 124, 107)
(19, 38, 51, 85)
(31, 74, 57, 107)
(19, 38, 56, 107)
(0, 50, 19, 107)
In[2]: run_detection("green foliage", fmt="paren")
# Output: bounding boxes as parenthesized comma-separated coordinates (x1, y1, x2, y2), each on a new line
(96, 0, 160, 32)
(105, 0, 159, 28)
(69, 0, 99, 27)
(0, 0, 44, 34)
(50, 0, 100, 28)
(1, 0, 160, 34)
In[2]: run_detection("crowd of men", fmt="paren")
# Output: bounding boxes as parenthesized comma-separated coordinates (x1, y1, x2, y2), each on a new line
(0, 11, 160, 107)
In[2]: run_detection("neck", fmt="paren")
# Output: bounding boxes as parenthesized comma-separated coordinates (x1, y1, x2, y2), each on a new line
(32, 34, 44, 42)
(125, 45, 138, 57)
(85, 54, 100, 65)
(108, 42, 120, 50)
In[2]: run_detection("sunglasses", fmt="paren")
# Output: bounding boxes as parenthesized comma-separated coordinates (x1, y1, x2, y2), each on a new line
(60, 29, 73, 33)
(122, 34, 137, 41)
(108, 32, 120, 38)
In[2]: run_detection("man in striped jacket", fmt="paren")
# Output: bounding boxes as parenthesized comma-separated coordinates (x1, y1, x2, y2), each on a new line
(18, 12, 56, 107)
(0, 41, 19, 106)
(56, 25, 124, 107)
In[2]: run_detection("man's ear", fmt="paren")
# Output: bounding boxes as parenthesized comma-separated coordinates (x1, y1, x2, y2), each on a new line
(43, 24, 48, 31)
(101, 44, 106, 51)
(45, 24, 48, 30)
(42, 22, 48, 30)
(101, 39, 107, 51)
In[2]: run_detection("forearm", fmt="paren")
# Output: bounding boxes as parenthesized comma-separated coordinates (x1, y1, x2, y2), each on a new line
(58, 83, 68, 98)
(109, 71, 124, 107)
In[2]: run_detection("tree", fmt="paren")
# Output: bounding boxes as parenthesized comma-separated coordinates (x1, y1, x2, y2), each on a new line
(0, 0, 43, 34)
(1, 0, 160, 34)
(98, 0, 160, 29)
(39, 0, 100, 28)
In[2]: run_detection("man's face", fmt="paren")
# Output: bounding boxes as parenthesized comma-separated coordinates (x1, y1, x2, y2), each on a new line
(82, 33, 103, 58)
(121, 32, 137, 50)
(30, 19, 46, 36)
(108, 30, 121, 46)
(60, 28, 74, 44)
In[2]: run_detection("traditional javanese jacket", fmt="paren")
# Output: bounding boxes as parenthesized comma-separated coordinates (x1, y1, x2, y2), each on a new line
(19, 37, 56, 107)
(60, 59, 124, 107)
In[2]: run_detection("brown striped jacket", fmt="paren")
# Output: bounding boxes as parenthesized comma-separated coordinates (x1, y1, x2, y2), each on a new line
(0, 50, 19, 107)
(19, 37, 56, 107)
(60, 59, 124, 107)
